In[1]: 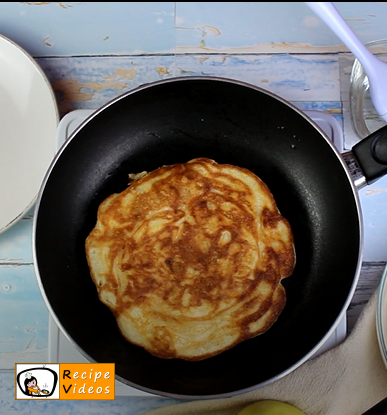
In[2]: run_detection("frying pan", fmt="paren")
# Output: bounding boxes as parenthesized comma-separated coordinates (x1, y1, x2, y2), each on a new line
(32, 76, 387, 399)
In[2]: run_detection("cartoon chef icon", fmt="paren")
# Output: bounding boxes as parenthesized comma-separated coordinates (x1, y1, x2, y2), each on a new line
(23, 372, 49, 396)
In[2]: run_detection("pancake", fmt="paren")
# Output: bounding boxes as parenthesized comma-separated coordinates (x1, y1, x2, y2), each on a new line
(85, 158, 295, 361)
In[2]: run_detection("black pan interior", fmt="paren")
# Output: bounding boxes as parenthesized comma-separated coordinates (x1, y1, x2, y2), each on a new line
(34, 77, 360, 398)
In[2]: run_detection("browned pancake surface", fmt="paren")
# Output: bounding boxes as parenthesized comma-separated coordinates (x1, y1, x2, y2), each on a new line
(85, 158, 295, 361)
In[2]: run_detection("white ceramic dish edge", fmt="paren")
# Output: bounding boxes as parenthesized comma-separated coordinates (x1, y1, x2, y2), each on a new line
(377, 263, 387, 369)
(0, 33, 59, 234)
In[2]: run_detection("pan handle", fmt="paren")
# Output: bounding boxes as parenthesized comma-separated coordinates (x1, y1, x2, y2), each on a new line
(344, 124, 387, 187)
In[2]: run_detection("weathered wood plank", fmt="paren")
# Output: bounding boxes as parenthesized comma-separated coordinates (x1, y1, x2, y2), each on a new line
(0, 265, 48, 367)
(1, 3, 387, 57)
(347, 261, 385, 333)
(35, 54, 340, 117)
(0, 208, 34, 265)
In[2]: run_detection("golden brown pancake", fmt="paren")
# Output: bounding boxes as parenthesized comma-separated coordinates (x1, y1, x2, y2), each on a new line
(85, 158, 295, 361)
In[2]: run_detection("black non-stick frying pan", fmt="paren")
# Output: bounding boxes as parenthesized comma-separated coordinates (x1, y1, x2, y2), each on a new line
(32, 76, 387, 399)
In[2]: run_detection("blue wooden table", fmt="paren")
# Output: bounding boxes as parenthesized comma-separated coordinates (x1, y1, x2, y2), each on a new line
(1, 2, 387, 414)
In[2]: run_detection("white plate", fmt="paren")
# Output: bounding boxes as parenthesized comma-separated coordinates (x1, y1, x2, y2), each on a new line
(0, 33, 58, 234)
(377, 263, 387, 369)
